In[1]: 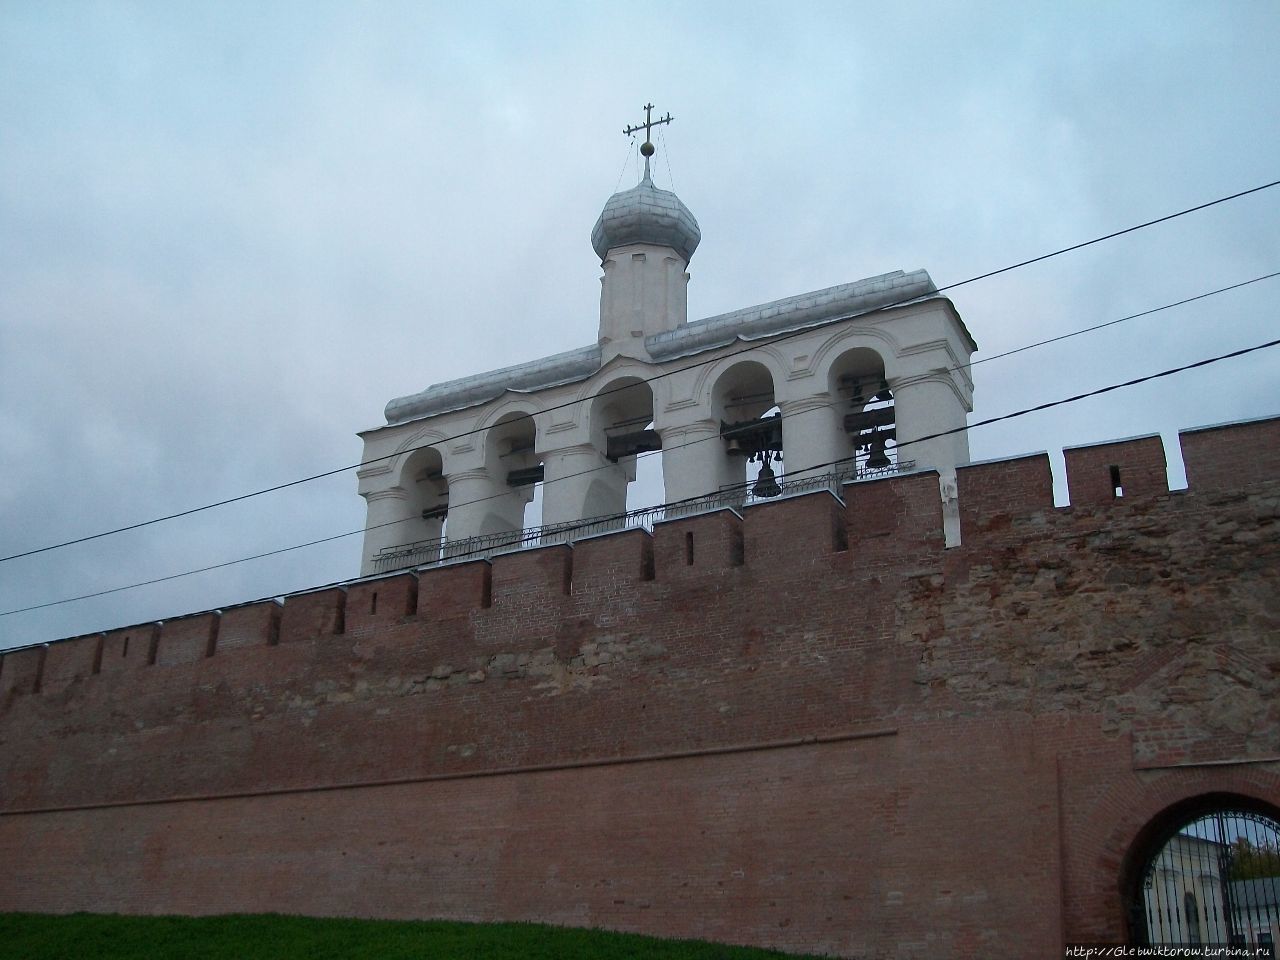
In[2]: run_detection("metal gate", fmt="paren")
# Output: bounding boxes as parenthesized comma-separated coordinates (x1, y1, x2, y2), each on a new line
(1130, 808, 1280, 953)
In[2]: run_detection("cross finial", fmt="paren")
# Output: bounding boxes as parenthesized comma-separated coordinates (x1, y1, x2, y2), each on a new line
(623, 102, 673, 180)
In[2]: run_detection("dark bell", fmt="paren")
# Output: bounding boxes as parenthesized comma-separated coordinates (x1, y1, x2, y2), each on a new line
(640, 141, 655, 157)
(752, 460, 782, 498)
(867, 435, 891, 470)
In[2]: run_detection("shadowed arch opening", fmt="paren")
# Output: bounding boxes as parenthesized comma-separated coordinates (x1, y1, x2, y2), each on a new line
(712, 360, 782, 494)
(398, 445, 448, 560)
(1122, 794, 1280, 948)
(828, 346, 897, 479)
(484, 412, 541, 533)
(589, 377, 660, 513)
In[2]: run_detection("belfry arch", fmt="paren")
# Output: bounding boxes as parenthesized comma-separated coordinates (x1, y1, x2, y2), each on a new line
(480, 412, 540, 535)
(399, 445, 448, 558)
(588, 376, 658, 516)
(356, 429, 453, 571)
(827, 346, 899, 478)
(712, 360, 782, 495)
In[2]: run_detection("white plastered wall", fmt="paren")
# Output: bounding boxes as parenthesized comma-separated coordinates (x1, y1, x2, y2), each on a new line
(357, 298, 974, 574)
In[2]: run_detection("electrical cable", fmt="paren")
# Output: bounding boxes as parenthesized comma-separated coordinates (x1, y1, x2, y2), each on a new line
(240, 271, 1280, 542)
(6, 257, 1275, 575)
(961, 271, 1280, 373)
(4, 334, 1275, 621)
(3, 179, 1278, 566)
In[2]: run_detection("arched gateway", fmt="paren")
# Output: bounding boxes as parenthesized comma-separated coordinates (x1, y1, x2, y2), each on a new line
(1125, 796, 1280, 950)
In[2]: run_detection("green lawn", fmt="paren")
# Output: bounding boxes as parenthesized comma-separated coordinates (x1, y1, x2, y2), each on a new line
(0, 913, 827, 959)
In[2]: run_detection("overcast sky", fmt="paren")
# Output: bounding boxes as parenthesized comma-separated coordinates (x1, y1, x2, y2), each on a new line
(2, 1, 1277, 650)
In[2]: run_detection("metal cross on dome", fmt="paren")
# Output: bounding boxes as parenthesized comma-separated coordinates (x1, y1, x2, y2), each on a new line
(623, 103, 673, 171)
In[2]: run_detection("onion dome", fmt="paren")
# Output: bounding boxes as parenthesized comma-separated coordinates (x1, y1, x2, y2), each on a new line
(591, 170, 701, 264)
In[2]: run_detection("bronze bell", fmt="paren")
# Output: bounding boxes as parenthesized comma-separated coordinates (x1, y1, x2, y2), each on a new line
(867, 433, 891, 470)
(725, 436, 747, 457)
(752, 454, 782, 498)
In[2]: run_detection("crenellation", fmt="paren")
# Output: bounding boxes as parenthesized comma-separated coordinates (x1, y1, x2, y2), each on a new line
(1179, 413, 1280, 492)
(279, 586, 347, 645)
(38, 632, 102, 693)
(956, 452, 1055, 542)
(156, 612, 219, 666)
(216, 600, 282, 652)
(569, 527, 655, 597)
(345, 574, 419, 636)
(743, 488, 847, 568)
(0, 644, 45, 696)
(99, 622, 159, 673)
(653, 508, 744, 579)
(1064, 434, 1169, 506)
(417, 558, 492, 618)
(2, 422, 1273, 692)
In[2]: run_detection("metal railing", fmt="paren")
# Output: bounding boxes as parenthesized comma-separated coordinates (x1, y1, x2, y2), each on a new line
(370, 457, 914, 575)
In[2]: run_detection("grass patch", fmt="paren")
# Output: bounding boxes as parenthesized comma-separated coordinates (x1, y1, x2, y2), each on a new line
(0, 912, 825, 959)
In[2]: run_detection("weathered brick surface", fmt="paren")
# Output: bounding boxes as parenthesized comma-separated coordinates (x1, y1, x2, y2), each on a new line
(570, 528, 653, 598)
(1064, 434, 1168, 506)
(345, 574, 417, 636)
(155, 612, 218, 666)
(417, 559, 491, 619)
(99, 624, 159, 675)
(956, 452, 1054, 542)
(0, 646, 44, 696)
(39, 633, 101, 694)
(216, 602, 280, 652)
(1181, 414, 1280, 491)
(0, 419, 1277, 958)
(744, 488, 847, 566)
(653, 508, 743, 579)
(278, 587, 345, 645)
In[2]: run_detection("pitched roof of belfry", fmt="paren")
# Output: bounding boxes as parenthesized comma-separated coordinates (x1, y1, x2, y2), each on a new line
(380, 269, 948, 426)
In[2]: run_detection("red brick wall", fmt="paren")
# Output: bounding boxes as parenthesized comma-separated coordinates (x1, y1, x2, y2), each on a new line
(217, 602, 280, 652)
(279, 587, 345, 644)
(39, 633, 101, 694)
(1180, 414, 1280, 491)
(956, 452, 1054, 542)
(1, 418, 1277, 957)
(99, 623, 159, 674)
(1064, 434, 1168, 505)
(156, 613, 217, 666)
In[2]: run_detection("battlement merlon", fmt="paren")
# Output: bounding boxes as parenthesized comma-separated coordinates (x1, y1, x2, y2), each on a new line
(7, 416, 1280, 708)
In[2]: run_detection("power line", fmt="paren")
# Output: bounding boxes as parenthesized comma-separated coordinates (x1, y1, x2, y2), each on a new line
(232, 272, 1280, 551)
(13, 265, 1274, 589)
(3, 177, 1278, 566)
(961, 271, 1280, 372)
(4, 335, 1275, 620)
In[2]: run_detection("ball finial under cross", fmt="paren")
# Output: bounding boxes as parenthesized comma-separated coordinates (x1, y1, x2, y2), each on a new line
(624, 103, 673, 161)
